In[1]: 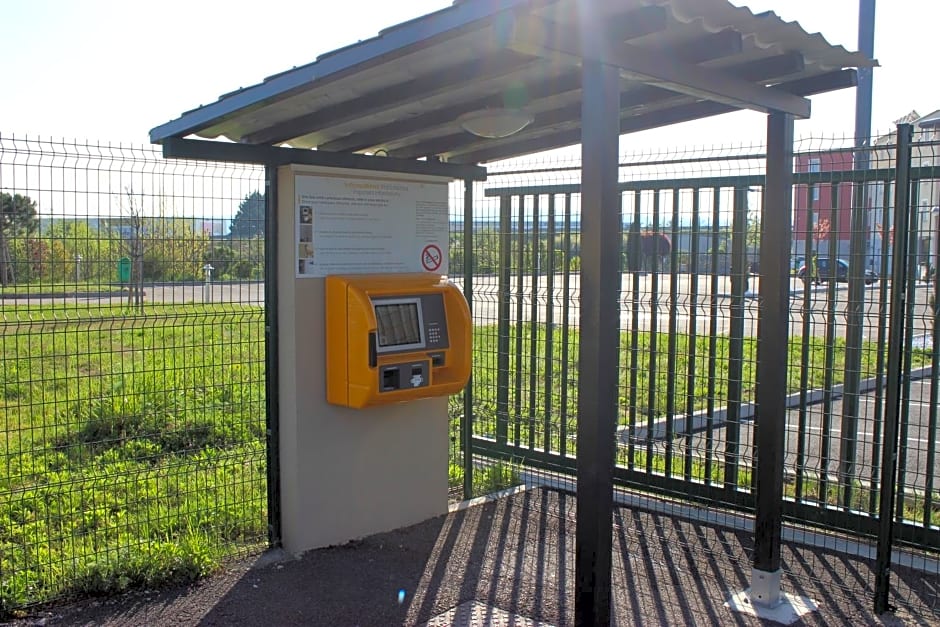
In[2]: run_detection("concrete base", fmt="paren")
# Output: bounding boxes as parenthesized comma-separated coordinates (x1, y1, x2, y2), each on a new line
(726, 569, 818, 624)
(725, 589, 818, 624)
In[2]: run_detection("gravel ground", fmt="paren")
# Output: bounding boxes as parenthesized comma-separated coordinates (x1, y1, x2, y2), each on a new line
(5, 487, 938, 626)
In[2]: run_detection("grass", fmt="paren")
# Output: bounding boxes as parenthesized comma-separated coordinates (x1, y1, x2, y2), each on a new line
(2, 306, 934, 613)
(452, 323, 936, 521)
(614, 445, 934, 522)
(1, 304, 267, 613)
(448, 459, 523, 498)
(462, 322, 930, 452)
(0, 281, 129, 296)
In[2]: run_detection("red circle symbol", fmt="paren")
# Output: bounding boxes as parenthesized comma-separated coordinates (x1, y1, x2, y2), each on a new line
(421, 244, 443, 271)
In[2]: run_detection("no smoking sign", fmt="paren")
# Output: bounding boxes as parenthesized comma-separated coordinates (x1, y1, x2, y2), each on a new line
(421, 244, 442, 272)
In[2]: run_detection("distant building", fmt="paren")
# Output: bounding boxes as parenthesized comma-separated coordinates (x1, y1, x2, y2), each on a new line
(793, 148, 855, 258)
(869, 110, 940, 273)
(197, 219, 229, 238)
(792, 109, 940, 272)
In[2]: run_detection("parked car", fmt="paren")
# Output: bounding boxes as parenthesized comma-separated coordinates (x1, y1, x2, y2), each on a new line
(797, 257, 878, 285)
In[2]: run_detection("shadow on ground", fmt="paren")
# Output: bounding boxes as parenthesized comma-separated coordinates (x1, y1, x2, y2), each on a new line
(16, 488, 939, 626)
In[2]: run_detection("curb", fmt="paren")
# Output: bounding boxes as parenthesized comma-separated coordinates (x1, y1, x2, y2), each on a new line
(617, 365, 934, 444)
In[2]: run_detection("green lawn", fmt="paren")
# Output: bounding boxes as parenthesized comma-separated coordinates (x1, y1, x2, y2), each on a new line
(2, 308, 929, 612)
(461, 322, 927, 453)
(1, 304, 267, 612)
(0, 281, 127, 296)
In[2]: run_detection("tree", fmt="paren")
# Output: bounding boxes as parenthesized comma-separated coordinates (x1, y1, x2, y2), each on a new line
(119, 188, 146, 312)
(229, 191, 265, 240)
(813, 217, 831, 244)
(141, 216, 208, 281)
(43, 219, 118, 283)
(746, 210, 761, 251)
(0, 193, 39, 286)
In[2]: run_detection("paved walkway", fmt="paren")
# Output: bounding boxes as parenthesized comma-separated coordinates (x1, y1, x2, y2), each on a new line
(17, 488, 937, 626)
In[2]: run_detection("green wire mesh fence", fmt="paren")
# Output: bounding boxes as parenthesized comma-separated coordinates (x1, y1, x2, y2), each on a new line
(1, 135, 267, 611)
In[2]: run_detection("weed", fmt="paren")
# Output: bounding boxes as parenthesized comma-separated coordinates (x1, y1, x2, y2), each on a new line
(1, 304, 266, 610)
(448, 460, 523, 498)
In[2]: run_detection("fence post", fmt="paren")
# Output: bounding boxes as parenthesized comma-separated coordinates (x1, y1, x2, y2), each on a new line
(462, 178, 474, 500)
(868, 180, 895, 513)
(874, 123, 914, 614)
(725, 186, 748, 489)
(559, 194, 572, 458)
(264, 162, 282, 548)
(665, 188, 681, 475)
(528, 195, 541, 451)
(894, 183, 920, 523)
(749, 111, 793, 607)
(841, 154, 873, 510)
(645, 191, 661, 474)
(496, 195, 511, 446)
(544, 193, 556, 454)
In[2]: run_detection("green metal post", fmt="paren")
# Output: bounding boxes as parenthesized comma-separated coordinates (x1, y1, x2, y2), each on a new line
(725, 186, 747, 489)
(874, 123, 913, 615)
(462, 179, 474, 500)
(496, 195, 512, 446)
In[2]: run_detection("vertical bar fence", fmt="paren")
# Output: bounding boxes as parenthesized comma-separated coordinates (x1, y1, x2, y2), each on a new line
(450, 130, 940, 620)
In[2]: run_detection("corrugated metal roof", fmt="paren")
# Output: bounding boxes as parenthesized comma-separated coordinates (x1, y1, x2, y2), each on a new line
(150, 0, 875, 164)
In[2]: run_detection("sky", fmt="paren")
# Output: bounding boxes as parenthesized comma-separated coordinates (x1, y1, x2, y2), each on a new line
(0, 0, 938, 155)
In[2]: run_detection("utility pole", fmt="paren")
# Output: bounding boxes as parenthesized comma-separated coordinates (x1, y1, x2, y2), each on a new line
(855, 0, 876, 152)
(843, 0, 877, 597)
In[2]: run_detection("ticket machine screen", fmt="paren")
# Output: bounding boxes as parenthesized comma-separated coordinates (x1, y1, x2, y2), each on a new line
(374, 299, 423, 349)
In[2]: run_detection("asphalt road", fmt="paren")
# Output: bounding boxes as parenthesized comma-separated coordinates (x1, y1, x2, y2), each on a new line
(5, 274, 935, 342)
(458, 273, 935, 341)
(630, 372, 939, 495)
(0, 281, 267, 307)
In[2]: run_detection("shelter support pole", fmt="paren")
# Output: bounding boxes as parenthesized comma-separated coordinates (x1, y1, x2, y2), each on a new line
(574, 56, 621, 625)
(752, 112, 793, 600)
(729, 112, 818, 623)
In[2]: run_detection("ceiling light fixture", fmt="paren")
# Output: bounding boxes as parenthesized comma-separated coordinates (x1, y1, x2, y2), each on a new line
(458, 108, 534, 139)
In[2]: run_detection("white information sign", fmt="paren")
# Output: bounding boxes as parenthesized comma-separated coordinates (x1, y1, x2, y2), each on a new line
(295, 170, 450, 278)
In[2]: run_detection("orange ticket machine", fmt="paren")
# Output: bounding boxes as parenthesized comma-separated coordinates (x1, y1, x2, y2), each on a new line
(325, 273, 471, 409)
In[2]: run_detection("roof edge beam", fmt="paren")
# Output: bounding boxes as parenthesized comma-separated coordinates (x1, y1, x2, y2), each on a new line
(451, 69, 856, 164)
(768, 68, 858, 96)
(161, 138, 487, 181)
(509, 15, 812, 119)
(149, 0, 558, 143)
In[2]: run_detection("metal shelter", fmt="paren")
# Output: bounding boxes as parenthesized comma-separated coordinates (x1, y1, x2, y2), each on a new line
(150, 0, 875, 622)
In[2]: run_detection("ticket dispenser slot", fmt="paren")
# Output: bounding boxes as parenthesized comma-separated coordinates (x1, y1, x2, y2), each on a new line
(325, 273, 471, 409)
